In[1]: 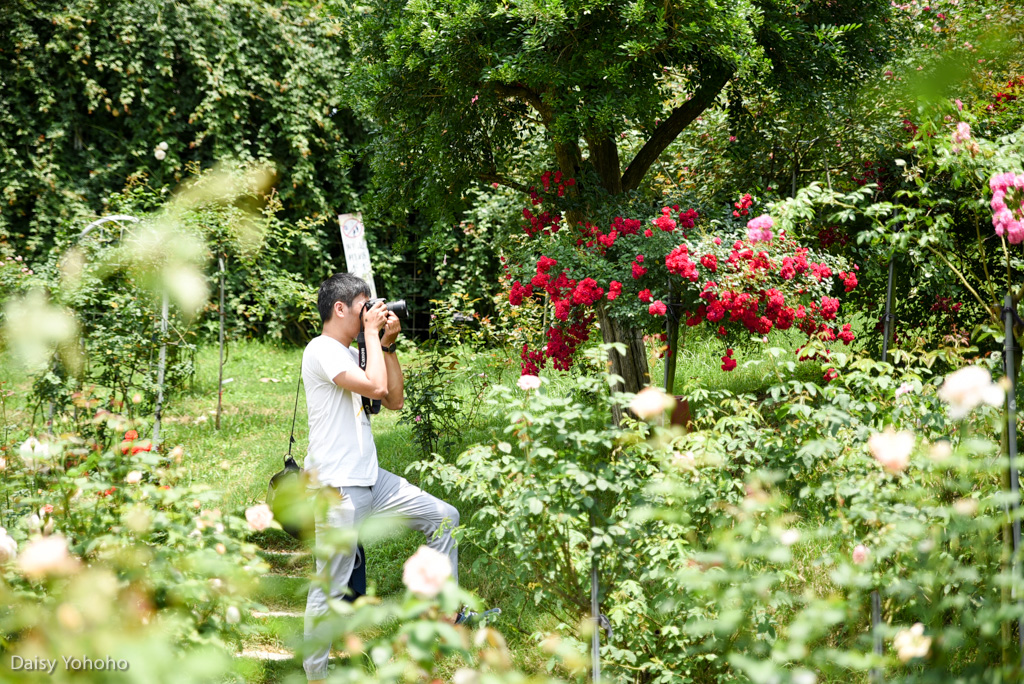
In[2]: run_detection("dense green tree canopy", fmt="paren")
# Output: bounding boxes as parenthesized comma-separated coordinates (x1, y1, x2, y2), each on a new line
(348, 0, 902, 225)
(0, 0, 364, 254)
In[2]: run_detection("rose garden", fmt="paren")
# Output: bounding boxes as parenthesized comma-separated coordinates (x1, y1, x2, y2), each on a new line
(2, 1, 1024, 683)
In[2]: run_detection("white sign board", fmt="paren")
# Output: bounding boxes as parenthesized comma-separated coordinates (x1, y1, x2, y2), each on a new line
(338, 213, 378, 299)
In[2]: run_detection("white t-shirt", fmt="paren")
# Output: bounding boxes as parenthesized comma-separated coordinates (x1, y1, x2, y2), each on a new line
(301, 335, 379, 487)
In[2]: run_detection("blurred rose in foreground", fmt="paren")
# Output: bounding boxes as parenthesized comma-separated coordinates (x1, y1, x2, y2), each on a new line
(517, 375, 541, 391)
(938, 366, 1003, 419)
(402, 545, 451, 598)
(0, 528, 17, 564)
(868, 428, 914, 473)
(245, 504, 274, 531)
(18, 535, 79, 579)
(893, 622, 932, 662)
(630, 386, 674, 419)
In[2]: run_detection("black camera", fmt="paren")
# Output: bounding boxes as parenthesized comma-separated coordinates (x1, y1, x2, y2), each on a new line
(357, 298, 407, 417)
(361, 297, 407, 320)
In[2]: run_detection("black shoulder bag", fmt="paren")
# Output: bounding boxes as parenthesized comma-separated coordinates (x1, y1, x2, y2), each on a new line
(266, 375, 366, 599)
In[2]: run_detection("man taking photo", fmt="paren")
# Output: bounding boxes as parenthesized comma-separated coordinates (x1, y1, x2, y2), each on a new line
(301, 273, 460, 683)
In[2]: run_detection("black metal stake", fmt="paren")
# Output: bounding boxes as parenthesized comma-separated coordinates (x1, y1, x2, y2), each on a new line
(871, 256, 897, 683)
(663, 290, 680, 394)
(591, 554, 601, 684)
(881, 259, 895, 363)
(216, 255, 226, 430)
(1002, 293, 1024, 664)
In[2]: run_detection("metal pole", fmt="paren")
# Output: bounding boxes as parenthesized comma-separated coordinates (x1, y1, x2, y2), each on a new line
(1002, 294, 1024, 663)
(216, 255, 226, 430)
(663, 287, 679, 394)
(881, 259, 895, 363)
(870, 591, 882, 683)
(590, 551, 601, 683)
(152, 292, 169, 446)
(871, 254, 897, 683)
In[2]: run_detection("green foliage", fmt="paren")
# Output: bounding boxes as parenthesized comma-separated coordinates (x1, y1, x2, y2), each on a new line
(0, 0, 363, 255)
(346, 0, 899, 233)
(400, 297, 498, 456)
(417, 341, 1024, 682)
(0, 420, 266, 682)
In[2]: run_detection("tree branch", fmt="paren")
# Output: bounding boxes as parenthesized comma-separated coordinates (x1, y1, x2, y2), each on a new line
(479, 172, 532, 195)
(621, 67, 733, 193)
(489, 83, 553, 124)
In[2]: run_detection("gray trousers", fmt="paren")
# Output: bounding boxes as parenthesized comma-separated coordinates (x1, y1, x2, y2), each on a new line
(303, 467, 459, 680)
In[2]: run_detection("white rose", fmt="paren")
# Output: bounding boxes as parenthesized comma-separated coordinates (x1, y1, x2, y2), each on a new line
(19, 437, 50, 471)
(402, 545, 452, 598)
(780, 529, 800, 546)
(0, 528, 18, 564)
(452, 669, 480, 684)
(938, 366, 1004, 420)
(517, 374, 541, 391)
(125, 470, 143, 484)
(17, 535, 76, 579)
(629, 386, 674, 420)
(158, 141, 168, 151)
(154, 148, 166, 161)
(893, 622, 931, 662)
(225, 605, 241, 624)
(867, 428, 915, 473)
(245, 503, 274, 532)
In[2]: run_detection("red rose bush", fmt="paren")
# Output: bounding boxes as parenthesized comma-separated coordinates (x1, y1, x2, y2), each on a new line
(503, 180, 858, 374)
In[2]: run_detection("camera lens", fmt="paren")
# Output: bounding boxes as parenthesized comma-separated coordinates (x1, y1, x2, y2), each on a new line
(386, 300, 407, 319)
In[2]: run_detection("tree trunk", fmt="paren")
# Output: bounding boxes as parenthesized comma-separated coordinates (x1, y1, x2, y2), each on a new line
(596, 302, 650, 419)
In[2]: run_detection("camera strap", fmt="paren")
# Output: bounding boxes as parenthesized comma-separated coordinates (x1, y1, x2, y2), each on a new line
(356, 330, 382, 416)
(288, 375, 301, 458)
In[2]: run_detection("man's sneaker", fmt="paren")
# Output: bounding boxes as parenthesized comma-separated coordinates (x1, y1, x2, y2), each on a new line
(454, 606, 501, 627)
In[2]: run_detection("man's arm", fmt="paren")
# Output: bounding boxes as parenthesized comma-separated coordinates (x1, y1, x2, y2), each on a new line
(380, 312, 404, 411)
(332, 302, 389, 400)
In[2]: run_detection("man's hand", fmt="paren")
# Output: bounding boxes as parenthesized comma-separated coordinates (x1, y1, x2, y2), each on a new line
(381, 311, 402, 346)
(362, 301, 388, 335)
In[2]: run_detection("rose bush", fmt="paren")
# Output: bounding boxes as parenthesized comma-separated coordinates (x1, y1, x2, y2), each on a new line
(504, 181, 859, 378)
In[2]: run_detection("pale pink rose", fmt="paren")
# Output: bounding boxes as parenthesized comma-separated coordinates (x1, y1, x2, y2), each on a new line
(402, 545, 452, 598)
(893, 623, 931, 662)
(517, 374, 541, 391)
(245, 504, 274, 532)
(938, 366, 1004, 419)
(852, 544, 869, 564)
(125, 470, 142, 484)
(745, 214, 775, 243)
(630, 386, 674, 419)
(0, 528, 17, 564)
(17, 535, 76, 578)
(867, 428, 915, 473)
(895, 382, 913, 398)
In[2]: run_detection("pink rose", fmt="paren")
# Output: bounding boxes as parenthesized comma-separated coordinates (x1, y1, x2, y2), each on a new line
(245, 504, 275, 532)
(629, 386, 674, 419)
(17, 535, 77, 578)
(517, 374, 541, 391)
(402, 545, 452, 598)
(853, 544, 869, 564)
(867, 428, 914, 473)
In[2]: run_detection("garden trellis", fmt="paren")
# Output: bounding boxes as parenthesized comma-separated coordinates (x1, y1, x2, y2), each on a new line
(55, 214, 215, 447)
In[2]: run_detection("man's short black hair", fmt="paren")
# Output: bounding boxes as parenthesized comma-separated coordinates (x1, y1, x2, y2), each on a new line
(318, 273, 371, 323)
